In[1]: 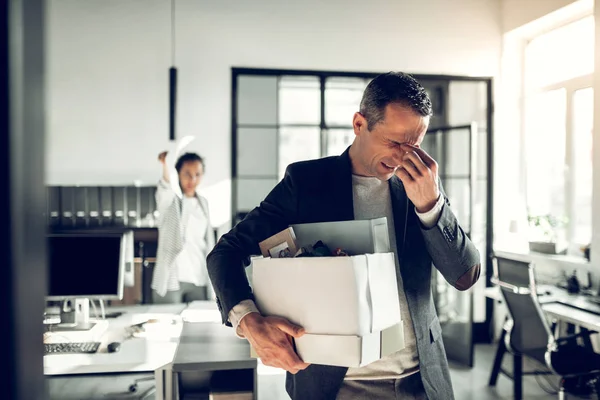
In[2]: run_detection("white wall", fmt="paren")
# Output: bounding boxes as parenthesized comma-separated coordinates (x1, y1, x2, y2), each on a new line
(46, 0, 170, 186)
(46, 0, 502, 224)
(501, 0, 579, 33)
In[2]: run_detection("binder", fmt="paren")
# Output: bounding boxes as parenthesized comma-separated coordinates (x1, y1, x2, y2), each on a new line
(60, 187, 75, 227)
(47, 186, 60, 228)
(112, 187, 126, 226)
(99, 187, 113, 226)
(74, 187, 87, 227)
(87, 187, 100, 227)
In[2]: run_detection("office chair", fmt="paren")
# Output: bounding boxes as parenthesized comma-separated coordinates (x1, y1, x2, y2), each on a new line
(129, 375, 156, 398)
(489, 256, 600, 400)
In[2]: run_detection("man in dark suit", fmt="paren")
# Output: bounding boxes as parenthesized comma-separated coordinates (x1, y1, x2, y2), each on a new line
(208, 72, 481, 399)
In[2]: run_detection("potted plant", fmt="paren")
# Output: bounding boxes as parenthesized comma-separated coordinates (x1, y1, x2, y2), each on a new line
(580, 243, 591, 261)
(527, 214, 568, 255)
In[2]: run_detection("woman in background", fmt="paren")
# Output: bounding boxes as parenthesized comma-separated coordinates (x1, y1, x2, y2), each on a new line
(152, 151, 215, 303)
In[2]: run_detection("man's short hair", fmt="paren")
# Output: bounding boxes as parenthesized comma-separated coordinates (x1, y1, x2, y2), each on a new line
(359, 72, 432, 130)
(175, 153, 204, 173)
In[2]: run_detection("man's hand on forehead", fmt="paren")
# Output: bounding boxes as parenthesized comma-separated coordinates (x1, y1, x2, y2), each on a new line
(394, 144, 440, 213)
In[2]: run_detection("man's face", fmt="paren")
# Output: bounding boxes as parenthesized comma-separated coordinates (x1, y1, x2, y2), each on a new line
(351, 103, 429, 180)
(178, 160, 204, 197)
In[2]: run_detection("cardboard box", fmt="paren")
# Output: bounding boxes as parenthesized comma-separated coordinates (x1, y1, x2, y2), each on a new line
(252, 218, 404, 368)
(291, 217, 390, 255)
(258, 227, 298, 258)
(294, 322, 405, 367)
(249, 322, 404, 368)
(252, 253, 403, 367)
(253, 253, 399, 336)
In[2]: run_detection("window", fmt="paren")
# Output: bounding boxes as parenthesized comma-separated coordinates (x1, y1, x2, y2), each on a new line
(524, 89, 567, 223)
(324, 77, 370, 157)
(523, 16, 594, 249)
(278, 77, 321, 179)
(571, 88, 594, 245)
(324, 77, 368, 127)
(232, 69, 493, 337)
(233, 69, 491, 232)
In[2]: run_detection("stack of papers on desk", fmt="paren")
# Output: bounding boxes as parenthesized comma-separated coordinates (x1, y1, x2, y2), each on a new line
(127, 314, 183, 340)
(181, 302, 222, 323)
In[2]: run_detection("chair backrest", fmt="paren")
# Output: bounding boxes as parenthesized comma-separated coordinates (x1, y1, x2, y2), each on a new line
(493, 256, 553, 364)
(494, 257, 531, 287)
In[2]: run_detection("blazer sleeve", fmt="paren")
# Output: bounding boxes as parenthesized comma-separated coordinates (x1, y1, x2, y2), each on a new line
(419, 182, 481, 291)
(207, 165, 300, 324)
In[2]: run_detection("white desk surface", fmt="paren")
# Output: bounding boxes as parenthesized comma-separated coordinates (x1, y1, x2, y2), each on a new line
(493, 249, 590, 266)
(542, 302, 600, 332)
(485, 285, 600, 332)
(44, 304, 189, 376)
(484, 284, 559, 303)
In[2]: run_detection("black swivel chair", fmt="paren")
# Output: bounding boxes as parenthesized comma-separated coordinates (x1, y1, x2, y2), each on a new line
(488, 256, 600, 400)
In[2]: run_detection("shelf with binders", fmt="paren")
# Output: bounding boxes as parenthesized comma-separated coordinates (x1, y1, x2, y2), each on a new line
(47, 185, 158, 229)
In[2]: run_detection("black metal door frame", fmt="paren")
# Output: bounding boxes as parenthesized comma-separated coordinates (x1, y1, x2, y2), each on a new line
(230, 67, 495, 344)
(426, 123, 479, 367)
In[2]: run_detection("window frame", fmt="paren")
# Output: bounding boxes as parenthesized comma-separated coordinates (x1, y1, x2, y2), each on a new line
(521, 15, 594, 249)
(231, 67, 495, 343)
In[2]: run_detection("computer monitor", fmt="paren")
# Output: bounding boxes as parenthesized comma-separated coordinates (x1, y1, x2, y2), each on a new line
(47, 233, 127, 300)
(46, 232, 128, 330)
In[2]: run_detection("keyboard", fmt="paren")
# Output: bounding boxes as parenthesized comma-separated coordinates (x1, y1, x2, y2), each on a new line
(44, 342, 101, 355)
(587, 296, 600, 305)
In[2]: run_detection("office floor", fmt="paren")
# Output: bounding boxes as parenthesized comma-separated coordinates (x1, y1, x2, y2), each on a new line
(258, 344, 588, 400)
(48, 344, 589, 399)
(447, 344, 587, 400)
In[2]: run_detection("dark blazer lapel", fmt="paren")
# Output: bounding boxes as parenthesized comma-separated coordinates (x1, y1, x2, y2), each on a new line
(389, 175, 423, 292)
(389, 175, 408, 258)
(327, 148, 354, 222)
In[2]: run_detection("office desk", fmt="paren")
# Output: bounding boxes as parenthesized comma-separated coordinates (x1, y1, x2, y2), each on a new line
(492, 249, 592, 273)
(44, 304, 186, 376)
(46, 304, 186, 399)
(46, 302, 257, 400)
(167, 302, 257, 399)
(542, 302, 600, 332)
(484, 284, 558, 303)
(485, 285, 600, 331)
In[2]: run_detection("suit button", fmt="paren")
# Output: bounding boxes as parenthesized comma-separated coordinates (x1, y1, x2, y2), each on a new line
(443, 227, 454, 242)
